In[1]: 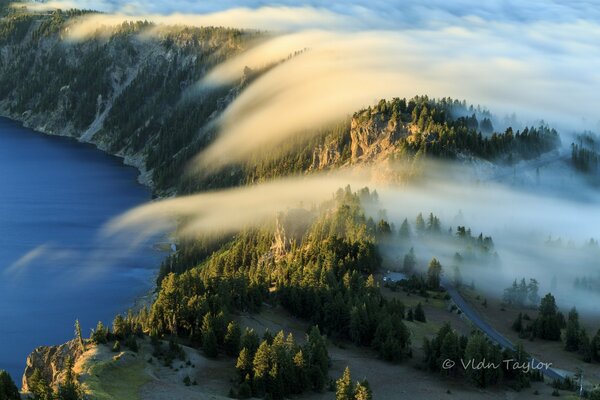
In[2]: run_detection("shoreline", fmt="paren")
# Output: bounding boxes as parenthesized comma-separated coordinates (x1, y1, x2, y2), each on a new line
(0, 109, 156, 190)
(0, 111, 174, 376)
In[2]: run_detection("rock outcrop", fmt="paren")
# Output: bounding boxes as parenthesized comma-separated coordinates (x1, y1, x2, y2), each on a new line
(21, 340, 83, 393)
(350, 112, 409, 163)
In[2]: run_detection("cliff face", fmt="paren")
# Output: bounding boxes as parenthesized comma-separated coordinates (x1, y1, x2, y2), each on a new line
(0, 10, 252, 191)
(21, 340, 82, 393)
(0, 10, 420, 195)
(350, 111, 409, 163)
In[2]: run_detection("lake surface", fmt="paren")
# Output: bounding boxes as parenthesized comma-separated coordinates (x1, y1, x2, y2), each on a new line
(0, 117, 162, 382)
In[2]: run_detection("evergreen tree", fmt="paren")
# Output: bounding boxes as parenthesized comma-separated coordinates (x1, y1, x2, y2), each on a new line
(452, 265, 463, 287)
(579, 329, 593, 363)
(28, 369, 53, 400)
(427, 258, 442, 290)
(241, 328, 260, 356)
(306, 326, 329, 385)
(415, 213, 425, 233)
(74, 319, 85, 352)
(235, 348, 252, 381)
(439, 330, 461, 376)
(414, 303, 426, 322)
(202, 329, 218, 358)
(335, 367, 354, 400)
(292, 350, 308, 393)
(527, 279, 540, 305)
(252, 341, 271, 396)
(463, 333, 490, 388)
(402, 248, 416, 273)
(0, 370, 20, 400)
(90, 321, 108, 344)
(564, 307, 581, 352)
(399, 218, 410, 239)
(112, 314, 127, 340)
(201, 313, 218, 358)
(354, 380, 373, 400)
(534, 293, 561, 340)
(56, 357, 82, 400)
(224, 321, 241, 357)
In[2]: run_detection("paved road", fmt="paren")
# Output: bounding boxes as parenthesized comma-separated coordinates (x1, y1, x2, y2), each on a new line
(441, 280, 566, 382)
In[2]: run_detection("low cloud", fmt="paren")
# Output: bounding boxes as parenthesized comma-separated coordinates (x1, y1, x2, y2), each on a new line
(194, 22, 600, 170)
(105, 158, 600, 314)
(19, 1, 600, 171)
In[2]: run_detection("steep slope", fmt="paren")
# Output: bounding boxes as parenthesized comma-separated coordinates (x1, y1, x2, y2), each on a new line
(0, 9, 563, 197)
(0, 8, 254, 191)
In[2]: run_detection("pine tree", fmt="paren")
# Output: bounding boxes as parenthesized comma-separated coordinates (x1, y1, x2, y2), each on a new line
(354, 380, 373, 400)
(74, 319, 85, 352)
(415, 213, 425, 233)
(292, 350, 308, 394)
(90, 321, 108, 344)
(402, 248, 416, 273)
(201, 313, 218, 358)
(241, 328, 260, 356)
(464, 333, 490, 388)
(565, 307, 581, 351)
(224, 321, 241, 357)
(56, 357, 82, 400)
(399, 218, 410, 239)
(202, 329, 218, 358)
(427, 258, 442, 290)
(236, 348, 252, 381)
(0, 370, 20, 400)
(579, 329, 593, 363)
(335, 367, 354, 400)
(252, 341, 271, 396)
(112, 314, 127, 340)
(414, 303, 426, 322)
(29, 369, 53, 400)
(305, 326, 329, 384)
(439, 330, 460, 376)
(534, 293, 561, 340)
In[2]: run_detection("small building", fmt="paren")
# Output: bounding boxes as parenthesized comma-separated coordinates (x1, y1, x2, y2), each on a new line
(382, 271, 408, 283)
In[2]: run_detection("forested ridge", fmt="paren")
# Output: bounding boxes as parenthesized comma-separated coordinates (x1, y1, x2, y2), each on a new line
(0, 7, 565, 197)
(1, 5, 588, 399)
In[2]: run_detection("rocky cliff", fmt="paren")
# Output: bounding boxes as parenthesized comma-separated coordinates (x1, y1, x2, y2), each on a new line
(21, 340, 83, 393)
(0, 9, 253, 192)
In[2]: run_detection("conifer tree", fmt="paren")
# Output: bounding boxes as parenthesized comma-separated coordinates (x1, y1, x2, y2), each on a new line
(335, 367, 354, 400)
(0, 370, 20, 400)
(29, 369, 53, 400)
(354, 380, 373, 400)
(427, 258, 442, 289)
(414, 303, 426, 322)
(74, 319, 85, 352)
(565, 307, 581, 351)
(224, 321, 241, 357)
(236, 348, 252, 381)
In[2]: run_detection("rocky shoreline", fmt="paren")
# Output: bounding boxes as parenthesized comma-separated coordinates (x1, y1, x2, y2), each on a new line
(0, 106, 155, 190)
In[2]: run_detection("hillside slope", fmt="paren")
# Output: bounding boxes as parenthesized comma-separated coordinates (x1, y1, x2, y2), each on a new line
(0, 8, 562, 196)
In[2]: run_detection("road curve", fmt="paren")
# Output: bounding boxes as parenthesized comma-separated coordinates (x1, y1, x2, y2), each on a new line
(442, 280, 566, 382)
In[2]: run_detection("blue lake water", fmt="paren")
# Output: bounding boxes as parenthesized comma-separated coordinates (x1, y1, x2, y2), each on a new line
(0, 117, 162, 382)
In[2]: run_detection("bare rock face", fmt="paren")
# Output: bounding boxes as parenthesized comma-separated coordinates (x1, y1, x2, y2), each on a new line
(350, 112, 408, 163)
(310, 143, 342, 170)
(22, 340, 82, 393)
